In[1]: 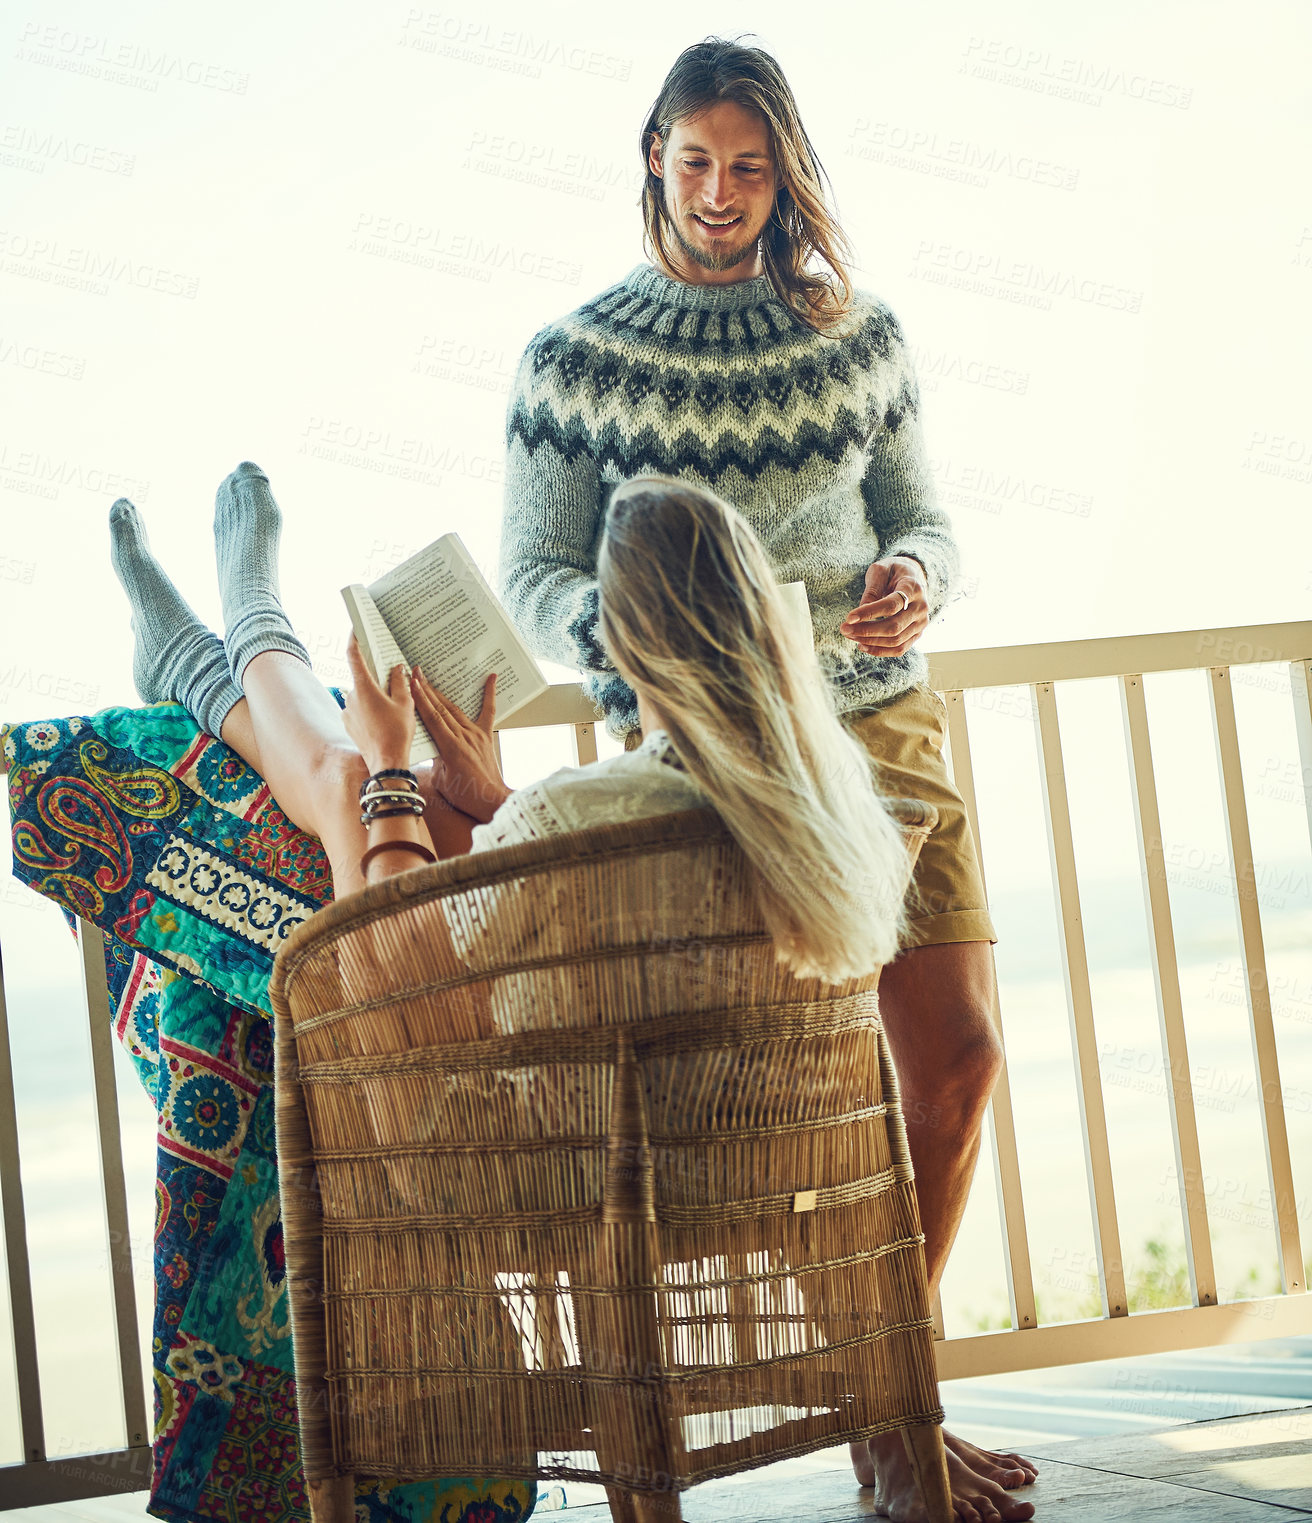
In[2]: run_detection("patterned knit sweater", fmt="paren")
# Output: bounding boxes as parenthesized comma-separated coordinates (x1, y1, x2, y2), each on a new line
(498, 261, 960, 738)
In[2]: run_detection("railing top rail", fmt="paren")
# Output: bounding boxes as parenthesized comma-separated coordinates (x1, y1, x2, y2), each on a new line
(3, 621, 1310, 752)
(501, 619, 1312, 729)
(924, 620, 1312, 694)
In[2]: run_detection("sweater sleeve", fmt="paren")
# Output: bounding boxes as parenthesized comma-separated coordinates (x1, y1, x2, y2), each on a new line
(497, 333, 617, 677)
(859, 308, 961, 622)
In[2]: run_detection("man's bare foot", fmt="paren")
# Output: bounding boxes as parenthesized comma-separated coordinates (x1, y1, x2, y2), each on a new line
(849, 1430, 1037, 1522)
(944, 1431, 1037, 1489)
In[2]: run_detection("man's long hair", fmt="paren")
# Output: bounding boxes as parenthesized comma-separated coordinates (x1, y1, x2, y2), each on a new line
(640, 37, 856, 334)
(598, 476, 912, 984)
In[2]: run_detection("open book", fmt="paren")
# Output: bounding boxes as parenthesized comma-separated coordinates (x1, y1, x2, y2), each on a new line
(342, 534, 548, 766)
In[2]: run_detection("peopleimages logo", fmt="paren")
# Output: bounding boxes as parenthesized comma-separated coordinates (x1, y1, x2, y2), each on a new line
(0, 229, 199, 299)
(847, 118, 1080, 192)
(909, 239, 1142, 314)
(349, 212, 581, 286)
(0, 665, 100, 705)
(927, 455, 1093, 519)
(398, 9, 632, 81)
(462, 130, 641, 203)
(412, 335, 515, 394)
(16, 21, 250, 93)
(907, 342, 1030, 397)
(0, 123, 135, 176)
(0, 446, 150, 500)
(960, 36, 1193, 110)
(0, 336, 86, 379)
(299, 416, 504, 488)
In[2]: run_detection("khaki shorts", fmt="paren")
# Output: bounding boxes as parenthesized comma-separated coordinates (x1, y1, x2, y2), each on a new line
(626, 683, 997, 951)
(843, 684, 997, 950)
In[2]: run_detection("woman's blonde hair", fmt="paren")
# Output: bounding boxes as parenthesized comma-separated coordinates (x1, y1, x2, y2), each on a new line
(597, 475, 912, 984)
(640, 36, 857, 335)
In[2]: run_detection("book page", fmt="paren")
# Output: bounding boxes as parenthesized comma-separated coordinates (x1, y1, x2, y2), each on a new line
(777, 580, 814, 651)
(367, 535, 547, 725)
(340, 583, 437, 764)
(341, 583, 404, 686)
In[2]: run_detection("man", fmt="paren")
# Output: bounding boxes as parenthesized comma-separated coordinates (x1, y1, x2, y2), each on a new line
(498, 36, 1037, 1523)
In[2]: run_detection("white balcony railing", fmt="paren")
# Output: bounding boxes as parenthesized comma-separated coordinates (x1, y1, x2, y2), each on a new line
(2, 617, 1310, 1507)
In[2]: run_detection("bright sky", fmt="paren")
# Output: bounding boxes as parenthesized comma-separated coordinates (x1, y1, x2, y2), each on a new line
(1, 0, 1309, 712)
(3, 0, 1310, 891)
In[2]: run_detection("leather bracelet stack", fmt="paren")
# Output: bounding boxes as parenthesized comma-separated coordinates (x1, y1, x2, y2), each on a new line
(358, 767, 436, 876)
(359, 767, 424, 825)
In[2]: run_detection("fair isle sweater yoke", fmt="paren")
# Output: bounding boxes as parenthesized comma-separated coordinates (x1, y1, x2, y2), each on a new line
(497, 261, 961, 739)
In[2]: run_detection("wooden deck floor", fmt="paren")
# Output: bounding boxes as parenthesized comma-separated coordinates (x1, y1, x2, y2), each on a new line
(565, 1406, 1312, 1520)
(8, 1406, 1312, 1520)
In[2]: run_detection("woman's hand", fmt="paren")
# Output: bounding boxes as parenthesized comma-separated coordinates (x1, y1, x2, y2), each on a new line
(410, 667, 510, 824)
(343, 634, 415, 772)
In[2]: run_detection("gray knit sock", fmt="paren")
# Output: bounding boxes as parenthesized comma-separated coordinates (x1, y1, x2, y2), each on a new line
(214, 461, 310, 685)
(108, 499, 243, 737)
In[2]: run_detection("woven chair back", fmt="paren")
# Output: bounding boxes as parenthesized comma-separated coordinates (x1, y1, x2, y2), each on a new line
(271, 800, 944, 1504)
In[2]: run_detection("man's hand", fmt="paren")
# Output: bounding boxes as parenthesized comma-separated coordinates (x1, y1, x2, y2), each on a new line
(410, 667, 511, 824)
(840, 556, 929, 658)
(343, 634, 416, 772)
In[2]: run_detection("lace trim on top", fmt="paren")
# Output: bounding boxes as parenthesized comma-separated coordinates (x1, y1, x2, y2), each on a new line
(517, 784, 568, 838)
(469, 728, 693, 853)
(470, 783, 565, 850)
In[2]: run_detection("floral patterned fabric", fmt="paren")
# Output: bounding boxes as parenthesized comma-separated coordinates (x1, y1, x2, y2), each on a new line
(3, 702, 537, 1523)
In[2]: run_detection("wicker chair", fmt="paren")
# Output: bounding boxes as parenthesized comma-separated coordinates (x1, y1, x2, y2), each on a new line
(271, 800, 952, 1522)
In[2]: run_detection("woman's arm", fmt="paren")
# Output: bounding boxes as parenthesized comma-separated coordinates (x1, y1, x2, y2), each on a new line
(341, 636, 439, 885)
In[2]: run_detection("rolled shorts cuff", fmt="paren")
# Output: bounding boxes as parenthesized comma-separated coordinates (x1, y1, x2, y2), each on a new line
(902, 908, 998, 951)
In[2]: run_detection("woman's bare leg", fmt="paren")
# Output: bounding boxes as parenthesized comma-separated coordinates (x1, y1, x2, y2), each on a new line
(227, 650, 371, 896)
(217, 697, 264, 778)
(109, 478, 476, 898)
(219, 672, 479, 893)
(212, 463, 484, 891)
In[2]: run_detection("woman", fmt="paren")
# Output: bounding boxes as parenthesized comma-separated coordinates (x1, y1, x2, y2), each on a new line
(109, 462, 911, 983)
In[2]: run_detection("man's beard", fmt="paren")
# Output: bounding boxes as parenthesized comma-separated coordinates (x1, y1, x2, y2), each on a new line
(668, 208, 761, 273)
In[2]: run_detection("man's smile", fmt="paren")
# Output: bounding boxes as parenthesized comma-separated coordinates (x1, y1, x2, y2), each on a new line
(692, 212, 744, 236)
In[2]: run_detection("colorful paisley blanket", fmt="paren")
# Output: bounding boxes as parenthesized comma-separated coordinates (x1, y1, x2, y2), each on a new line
(3, 702, 537, 1523)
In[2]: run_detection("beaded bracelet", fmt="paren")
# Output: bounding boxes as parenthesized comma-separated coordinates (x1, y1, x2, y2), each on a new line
(360, 806, 425, 826)
(360, 789, 421, 809)
(358, 785, 420, 810)
(359, 792, 420, 812)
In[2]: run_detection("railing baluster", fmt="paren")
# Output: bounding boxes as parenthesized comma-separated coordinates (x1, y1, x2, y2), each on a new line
(1120, 675, 1216, 1306)
(571, 722, 598, 767)
(942, 691, 1037, 1332)
(1207, 668, 1306, 1294)
(76, 921, 149, 1447)
(1033, 681, 1127, 1318)
(0, 935, 45, 1464)
(1291, 658, 1312, 849)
